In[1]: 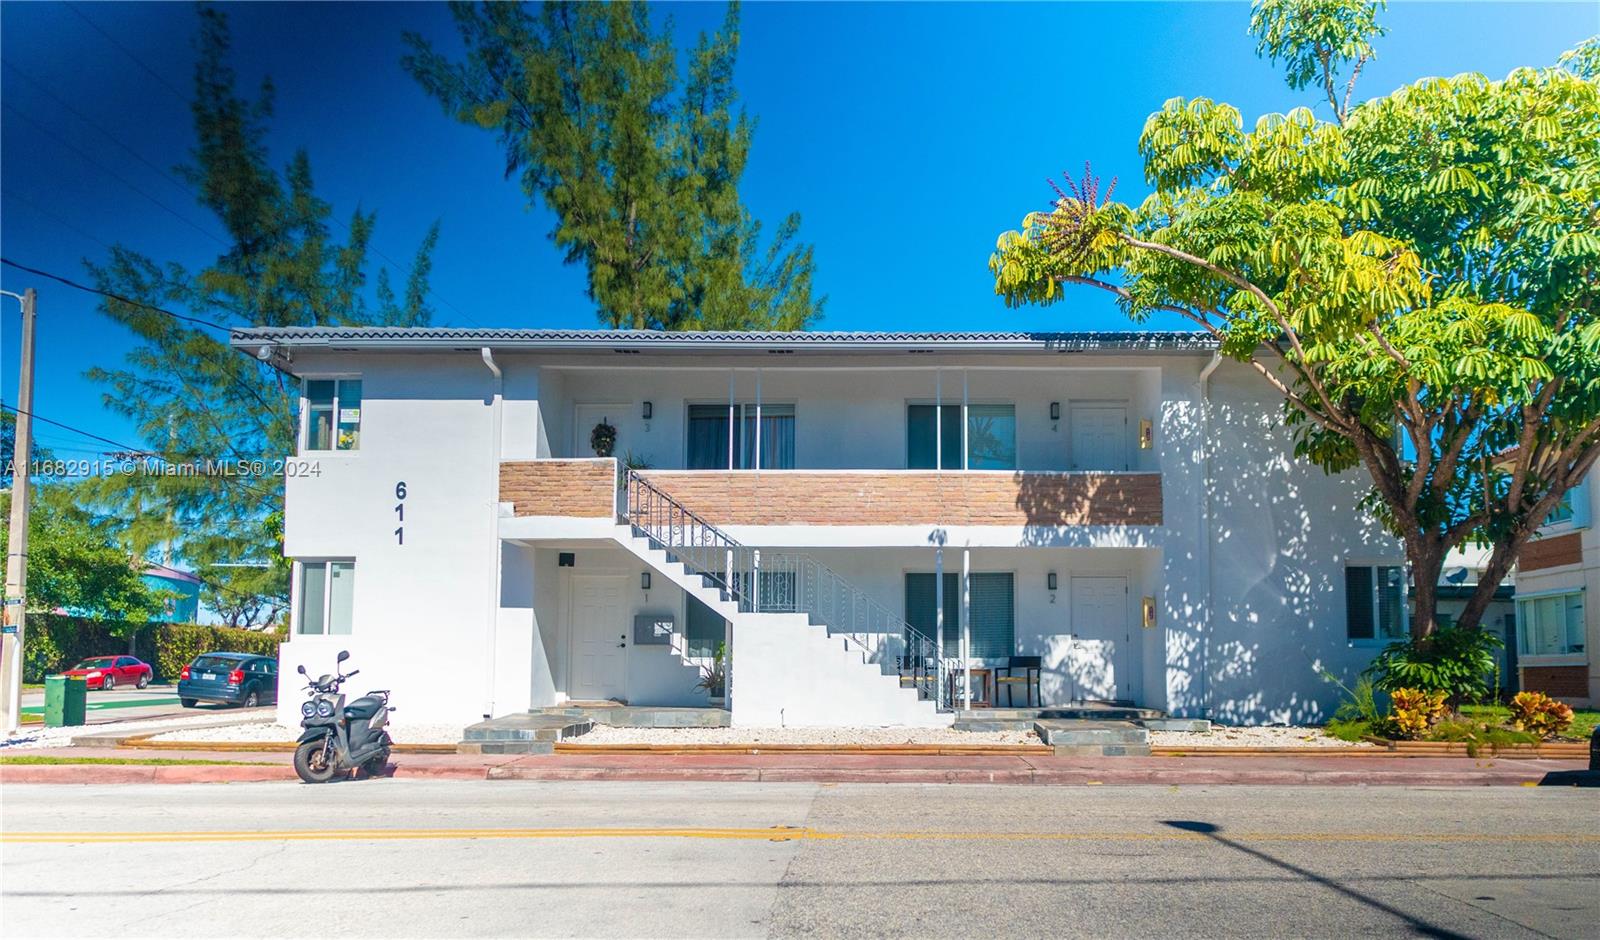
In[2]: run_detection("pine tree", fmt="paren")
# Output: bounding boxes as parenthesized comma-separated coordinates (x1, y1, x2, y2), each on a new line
(405, 1, 822, 330)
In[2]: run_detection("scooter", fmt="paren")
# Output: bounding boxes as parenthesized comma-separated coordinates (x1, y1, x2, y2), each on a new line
(292, 650, 393, 784)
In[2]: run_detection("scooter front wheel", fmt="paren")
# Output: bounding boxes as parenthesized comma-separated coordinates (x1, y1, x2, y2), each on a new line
(293, 737, 341, 784)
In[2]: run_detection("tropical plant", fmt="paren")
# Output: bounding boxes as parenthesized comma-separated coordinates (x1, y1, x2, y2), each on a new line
(1386, 687, 1447, 739)
(75, 7, 438, 626)
(692, 641, 727, 698)
(1508, 691, 1575, 738)
(1364, 627, 1501, 707)
(405, 1, 823, 331)
(621, 450, 654, 471)
(989, 0, 1600, 640)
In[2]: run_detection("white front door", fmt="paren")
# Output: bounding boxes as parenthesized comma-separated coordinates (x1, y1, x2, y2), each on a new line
(1070, 404, 1128, 470)
(570, 575, 628, 702)
(573, 403, 630, 459)
(1068, 576, 1134, 703)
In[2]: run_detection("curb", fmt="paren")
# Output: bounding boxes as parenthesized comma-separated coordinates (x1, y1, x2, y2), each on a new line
(116, 735, 458, 755)
(553, 743, 1054, 756)
(0, 761, 492, 785)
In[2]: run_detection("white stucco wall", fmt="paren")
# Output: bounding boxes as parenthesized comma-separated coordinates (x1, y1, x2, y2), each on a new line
(274, 345, 1398, 728)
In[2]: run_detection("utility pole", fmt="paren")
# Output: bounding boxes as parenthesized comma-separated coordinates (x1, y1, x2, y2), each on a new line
(1, 287, 36, 733)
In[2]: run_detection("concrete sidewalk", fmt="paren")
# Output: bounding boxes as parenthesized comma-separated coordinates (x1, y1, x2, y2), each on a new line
(2, 745, 1594, 786)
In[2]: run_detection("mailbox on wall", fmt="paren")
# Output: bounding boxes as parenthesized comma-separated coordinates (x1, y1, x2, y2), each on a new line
(633, 613, 675, 646)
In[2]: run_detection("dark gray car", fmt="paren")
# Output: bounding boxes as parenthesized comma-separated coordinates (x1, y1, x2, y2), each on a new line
(177, 652, 278, 708)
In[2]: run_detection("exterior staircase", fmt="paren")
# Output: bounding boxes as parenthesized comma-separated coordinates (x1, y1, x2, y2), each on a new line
(609, 469, 950, 728)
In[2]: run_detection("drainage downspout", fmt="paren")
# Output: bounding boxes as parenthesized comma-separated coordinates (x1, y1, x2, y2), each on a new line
(481, 348, 504, 719)
(1195, 352, 1223, 718)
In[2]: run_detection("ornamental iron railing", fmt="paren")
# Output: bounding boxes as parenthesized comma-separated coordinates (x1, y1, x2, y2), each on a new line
(620, 468, 947, 709)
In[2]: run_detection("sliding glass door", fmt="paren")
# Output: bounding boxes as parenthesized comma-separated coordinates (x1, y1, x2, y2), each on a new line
(686, 403, 795, 469)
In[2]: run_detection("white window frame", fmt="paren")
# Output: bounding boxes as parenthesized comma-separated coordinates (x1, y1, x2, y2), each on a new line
(1345, 562, 1410, 646)
(294, 558, 356, 636)
(1514, 587, 1587, 664)
(299, 375, 362, 454)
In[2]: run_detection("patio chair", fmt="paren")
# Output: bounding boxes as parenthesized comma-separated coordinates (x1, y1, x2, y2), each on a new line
(993, 656, 1041, 708)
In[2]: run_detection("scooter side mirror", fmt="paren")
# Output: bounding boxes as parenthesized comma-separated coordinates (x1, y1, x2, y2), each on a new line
(336, 650, 350, 663)
(297, 664, 307, 676)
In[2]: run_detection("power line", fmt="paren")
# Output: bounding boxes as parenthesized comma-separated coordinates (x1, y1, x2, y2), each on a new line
(1, 401, 144, 453)
(0, 187, 117, 252)
(0, 258, 232, 332)
(2, 103, 229, 248)
(64, 2, 191, 103)
(48, 9, 484, 329)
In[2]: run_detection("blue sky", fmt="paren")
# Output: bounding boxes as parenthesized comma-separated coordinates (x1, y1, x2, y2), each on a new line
(2, 1, 1596, 456)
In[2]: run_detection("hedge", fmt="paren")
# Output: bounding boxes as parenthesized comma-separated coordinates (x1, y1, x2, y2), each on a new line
(22, 614, 284, 683)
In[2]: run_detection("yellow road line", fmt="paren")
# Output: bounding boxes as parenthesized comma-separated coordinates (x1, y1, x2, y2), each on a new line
(4, 827, 1598, 845)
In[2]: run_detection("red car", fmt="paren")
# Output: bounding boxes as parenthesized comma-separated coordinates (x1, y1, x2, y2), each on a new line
(61, 656, 154, 690)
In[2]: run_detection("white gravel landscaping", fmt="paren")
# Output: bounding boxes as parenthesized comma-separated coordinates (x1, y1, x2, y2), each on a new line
(1150, 725, 1374, 749)
(2, 711, 273, 750)
(146, 721, 467, 745)
(564, 725, 1042, 746)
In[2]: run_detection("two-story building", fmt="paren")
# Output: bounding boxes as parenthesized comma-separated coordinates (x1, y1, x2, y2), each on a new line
(234, 327, 1407, 729)
(1513, 469, 1596, 707)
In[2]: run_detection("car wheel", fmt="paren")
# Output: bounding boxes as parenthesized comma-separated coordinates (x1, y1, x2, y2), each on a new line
(136, 674, 150, 689)
(180, 698, 197, 708)
(242, 689, 260, 708)
(103, 675, 116, 691)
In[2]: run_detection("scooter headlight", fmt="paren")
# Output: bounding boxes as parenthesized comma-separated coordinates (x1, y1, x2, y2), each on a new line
(301, 701, 316, 718)
(315, 699, 336, 718)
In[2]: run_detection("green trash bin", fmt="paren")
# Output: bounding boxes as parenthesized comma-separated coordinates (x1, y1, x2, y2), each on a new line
(43, 674, 87, 727)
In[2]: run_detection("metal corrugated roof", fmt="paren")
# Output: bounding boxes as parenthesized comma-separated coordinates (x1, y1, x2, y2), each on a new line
(230, 326, 1216, 355)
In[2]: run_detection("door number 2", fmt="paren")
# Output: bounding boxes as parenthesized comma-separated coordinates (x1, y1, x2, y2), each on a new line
(394, 481, 407, 545)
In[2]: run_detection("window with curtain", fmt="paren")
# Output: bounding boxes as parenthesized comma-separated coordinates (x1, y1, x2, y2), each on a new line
(298, 560, 355, 635)
(686, 403, 795, 469)
(906, 404, 1015, 469)
(904, 571, 1015, 660)
(1345, 565, 1407, 641)
(1516, 591, 1585, 656)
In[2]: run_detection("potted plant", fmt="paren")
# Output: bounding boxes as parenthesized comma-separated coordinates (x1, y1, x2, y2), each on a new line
(693, 642, 727, 705)
(590, 419, 618, 457)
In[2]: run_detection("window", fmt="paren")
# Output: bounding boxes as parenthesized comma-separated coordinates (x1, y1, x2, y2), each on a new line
(1345, 565, 1407, 641)
(907, 404, 1016, 470)
(298, 560, 355, 635)
(684, 595, 726, 659)
(1545, 485, 1590, 529)
(304, 378, 362, 452)
(1516, 591, 1585, 656)
(904, 571, 1015, 659)
(686, 403, 794, 469)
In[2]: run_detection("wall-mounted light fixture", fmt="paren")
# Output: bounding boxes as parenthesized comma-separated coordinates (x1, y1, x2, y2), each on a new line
(558, 552, 576, 568)
(1142, 595, 1157, 628)
(641, 572, 652, 591)
(642, 401, 653, 421)
(1049, 401, 1061, 421)
(1046, 571, 1058, 591)
(1139, 418, 1154, 450)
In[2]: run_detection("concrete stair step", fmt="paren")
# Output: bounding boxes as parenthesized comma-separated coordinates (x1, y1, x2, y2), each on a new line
(460, 714, 594, 754)
(535, 705, 731, 729)
(1034, 719, 1151, 756)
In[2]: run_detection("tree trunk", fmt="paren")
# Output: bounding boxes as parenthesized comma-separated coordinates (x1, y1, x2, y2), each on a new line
(1454, 533, 1527, 636)
(1406, 537, 1446, 640)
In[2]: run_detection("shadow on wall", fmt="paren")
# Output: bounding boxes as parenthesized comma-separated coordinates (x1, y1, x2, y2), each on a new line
(1009, 387, 1395, 725)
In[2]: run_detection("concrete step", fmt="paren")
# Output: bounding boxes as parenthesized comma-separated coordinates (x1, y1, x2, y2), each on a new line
(1034, 719, 1152, 757)
(459, 713, 594, 754)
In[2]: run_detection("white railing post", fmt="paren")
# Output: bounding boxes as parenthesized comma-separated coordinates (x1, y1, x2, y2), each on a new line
(752, 549, 762, 611)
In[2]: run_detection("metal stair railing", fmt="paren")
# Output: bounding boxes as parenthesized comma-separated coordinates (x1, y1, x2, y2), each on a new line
(620, 468, 948, 709)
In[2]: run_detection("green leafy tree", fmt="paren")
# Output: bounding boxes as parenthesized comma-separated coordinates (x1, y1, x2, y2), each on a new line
(77, 6, 439, 627)
(405, 0, 823, 331)
(0, 488, 165, 629)
(991, 1, 1600, 638)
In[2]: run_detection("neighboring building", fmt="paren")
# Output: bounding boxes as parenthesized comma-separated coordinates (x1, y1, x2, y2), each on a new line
(1513, 470, 1595, 707)
(234, 327, 1427, 729)
(142, 563, 203, 624)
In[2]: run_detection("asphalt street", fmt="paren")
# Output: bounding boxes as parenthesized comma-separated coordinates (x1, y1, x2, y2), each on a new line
(2, 780, 1596, 938)
(18, 683, 257, 726)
